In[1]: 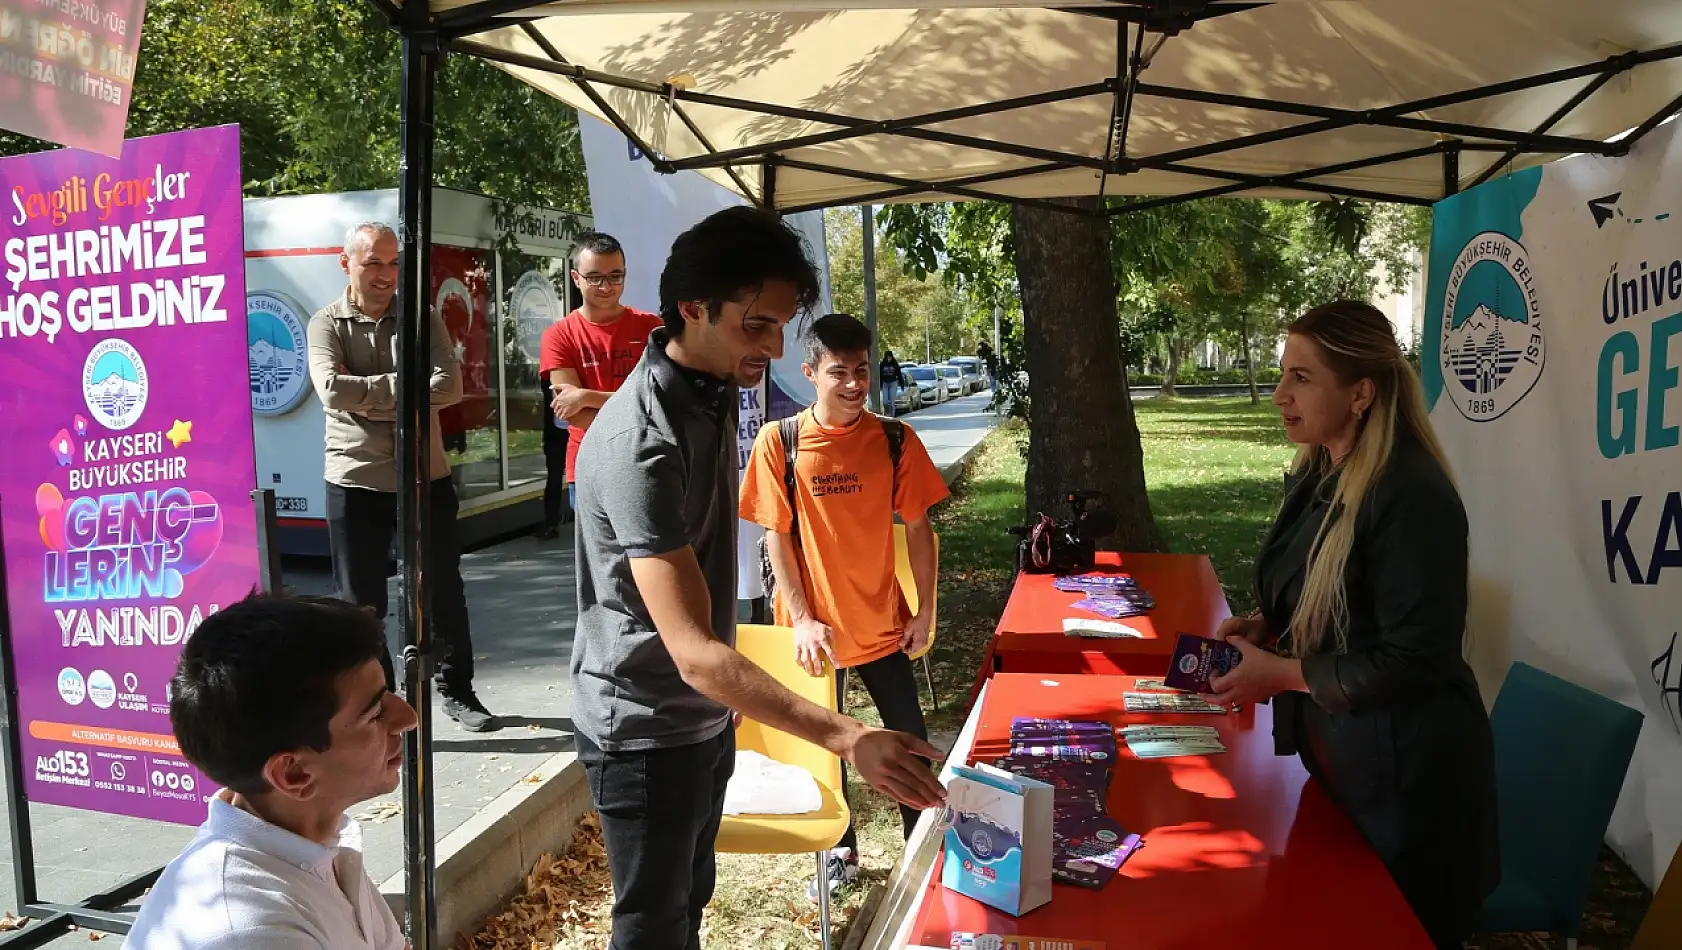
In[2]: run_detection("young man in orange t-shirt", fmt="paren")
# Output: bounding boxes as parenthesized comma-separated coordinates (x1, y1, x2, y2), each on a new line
(537, 232, 663, 537)
(740, 313, 950, 900)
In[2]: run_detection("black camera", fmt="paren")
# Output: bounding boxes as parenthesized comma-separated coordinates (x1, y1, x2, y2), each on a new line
(1009, 490, 1118, 574)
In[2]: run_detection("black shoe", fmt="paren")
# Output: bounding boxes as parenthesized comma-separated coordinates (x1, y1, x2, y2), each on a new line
(441, 692, 497, 733)
(807, 848, 859, 901)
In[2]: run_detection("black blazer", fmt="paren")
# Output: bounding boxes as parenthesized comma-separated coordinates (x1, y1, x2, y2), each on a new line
(1255, 432, 1500, 943)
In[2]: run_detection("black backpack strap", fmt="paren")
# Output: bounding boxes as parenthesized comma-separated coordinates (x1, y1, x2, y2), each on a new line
(780, 414, 802, 540)
(880, 416, 906, 500)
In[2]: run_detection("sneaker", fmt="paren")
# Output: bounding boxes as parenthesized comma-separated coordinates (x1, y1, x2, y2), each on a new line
(535, 524, 560, 540)
(441, 692, 498, 733)
(807, 848, 859, 901)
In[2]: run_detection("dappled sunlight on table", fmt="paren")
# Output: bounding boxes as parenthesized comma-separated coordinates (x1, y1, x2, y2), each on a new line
(1165, 756, 1238, 799)
(1125, 821, 1268, 876)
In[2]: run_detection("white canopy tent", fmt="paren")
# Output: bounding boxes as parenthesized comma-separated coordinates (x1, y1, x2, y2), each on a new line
(363, 3, 1682, 947)
(415, 0, 1682, 213)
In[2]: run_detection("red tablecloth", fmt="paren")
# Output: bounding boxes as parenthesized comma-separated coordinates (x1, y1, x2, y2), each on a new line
(913, 673, 1431, 950)
(977, 553, 1233, 691)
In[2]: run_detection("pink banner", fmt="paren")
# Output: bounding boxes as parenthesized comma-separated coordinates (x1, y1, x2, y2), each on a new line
(0, 0, 147, 158)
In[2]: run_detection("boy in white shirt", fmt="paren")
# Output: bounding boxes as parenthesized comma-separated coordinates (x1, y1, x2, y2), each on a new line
(124, 594, 418, 949)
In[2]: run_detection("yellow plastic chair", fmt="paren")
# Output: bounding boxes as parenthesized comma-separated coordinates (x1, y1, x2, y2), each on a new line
(893, 524, 940, 710)
(1633, 837, 1682, 950)
(717, 623, 851, 950)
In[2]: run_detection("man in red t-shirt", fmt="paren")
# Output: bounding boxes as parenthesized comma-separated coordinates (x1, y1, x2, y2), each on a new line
(538, 232, 663, 521)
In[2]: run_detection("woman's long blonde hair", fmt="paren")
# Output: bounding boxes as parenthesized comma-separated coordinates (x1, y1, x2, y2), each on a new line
(1286, 301, 1453, 658)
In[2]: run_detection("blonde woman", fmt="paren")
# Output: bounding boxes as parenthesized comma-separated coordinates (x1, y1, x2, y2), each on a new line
(1203, 301, 1499, 949)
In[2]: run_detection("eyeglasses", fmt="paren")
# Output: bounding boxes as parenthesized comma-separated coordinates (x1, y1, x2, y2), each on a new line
(577, 271, 626, 288)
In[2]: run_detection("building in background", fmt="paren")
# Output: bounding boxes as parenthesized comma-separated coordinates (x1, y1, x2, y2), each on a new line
(244, 188, 590, 555)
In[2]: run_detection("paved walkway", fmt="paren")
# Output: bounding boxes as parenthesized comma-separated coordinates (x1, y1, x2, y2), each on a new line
(0, 392, 1001, 944)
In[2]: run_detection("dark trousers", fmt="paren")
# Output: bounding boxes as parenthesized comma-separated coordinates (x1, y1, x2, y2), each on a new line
(541, 417, 572, 528)
(578, 729, 735, 950)
(324, 477, 475, 696)
(837, 650, 929, 851)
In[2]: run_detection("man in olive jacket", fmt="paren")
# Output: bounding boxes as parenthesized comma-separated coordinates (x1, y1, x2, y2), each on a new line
(305, 222, 497, 733)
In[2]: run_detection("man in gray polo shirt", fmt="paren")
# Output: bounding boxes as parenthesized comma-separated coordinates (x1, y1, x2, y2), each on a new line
(572, 207, 945, 950)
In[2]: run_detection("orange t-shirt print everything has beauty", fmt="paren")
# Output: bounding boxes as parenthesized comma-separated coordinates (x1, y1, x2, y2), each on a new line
(741, 410, 949, 668)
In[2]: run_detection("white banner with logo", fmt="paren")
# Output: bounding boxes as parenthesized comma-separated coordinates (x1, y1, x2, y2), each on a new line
(1423, 119, 1682, 888)
(578, 117, 832, 600)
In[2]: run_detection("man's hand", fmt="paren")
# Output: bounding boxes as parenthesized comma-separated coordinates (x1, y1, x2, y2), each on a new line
(552, 384, 592, 420)
(843, 728, 946, 810)
(901, 611, 933, 657)
(793, 616, 836, 677)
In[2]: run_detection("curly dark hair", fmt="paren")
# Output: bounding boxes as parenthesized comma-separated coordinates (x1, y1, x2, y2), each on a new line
(657, 207, 821, 337)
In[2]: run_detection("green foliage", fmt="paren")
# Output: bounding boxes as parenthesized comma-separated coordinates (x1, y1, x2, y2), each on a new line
(876, 202, 1027, 416)
(871, 193, 1431, 411)
(827, 207, 1001, 363)
(0, 0, 588, 211)
(1132, 367, 1281, 388)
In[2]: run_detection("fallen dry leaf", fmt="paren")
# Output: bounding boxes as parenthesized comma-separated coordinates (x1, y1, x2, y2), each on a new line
(353, 801, 403, 824)
(0, 913, 32, 933)
(459, 813, 613, 950)
(522, 774, 543, 785)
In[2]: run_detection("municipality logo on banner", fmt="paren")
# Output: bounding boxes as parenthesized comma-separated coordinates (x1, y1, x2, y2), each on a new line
(80, 339, 149, 431)
(247, 292, 311, 416)
(1440, 231, 1546, 422)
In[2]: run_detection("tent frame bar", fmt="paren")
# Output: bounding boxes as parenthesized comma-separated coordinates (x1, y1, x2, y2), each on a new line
(771, 155, 1097, 214)
(665, 81, 1115, 173)
(449, 21, 1682, 211)
(776, 162, 1075, 214)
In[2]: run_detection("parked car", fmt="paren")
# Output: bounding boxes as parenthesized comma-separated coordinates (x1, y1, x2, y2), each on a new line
(936, 364, 966, 397)
(946, 357, 986, 392)
(891, 375, 923, 413)
(904, 365, 947, 404)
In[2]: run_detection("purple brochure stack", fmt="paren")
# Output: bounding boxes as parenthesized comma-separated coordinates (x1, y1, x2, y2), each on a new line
(1056, 574, 1156, 620)
(993, 718, 1144, 889)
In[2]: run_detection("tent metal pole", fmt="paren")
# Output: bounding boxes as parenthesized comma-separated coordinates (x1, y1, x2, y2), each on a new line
(1469, 71, 1621, 188)
(1619, 88, 1682, 152)
(1060, 2, 1269, 28)
(1129, 47, 1682, 170)
(666, 82, 1110, 173)
(1155, 161, 1438, 205)
(863, 204, 881, 412)
(454, 39, 1110, 172)
(395, 4, 441, 949)
(1443, 142, 1461, 197)
(1098, 19, 1143, 204)
(452, 33, 1682, 186)
(1105, 142, 1450, 212)
(438, 0, 548, 32)
(517, 23, 673, 172)
(669, 101, 758, 202)
(1135, 82, 1616, 155)
(771, 156, 1101, 215)
(366, 0, 400, 26)
(774, 163, 1074, 214)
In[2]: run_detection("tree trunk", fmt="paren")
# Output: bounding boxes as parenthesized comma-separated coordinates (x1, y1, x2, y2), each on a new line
(1012, 198, 1165, 553)
(1243, 311, 1260, 406)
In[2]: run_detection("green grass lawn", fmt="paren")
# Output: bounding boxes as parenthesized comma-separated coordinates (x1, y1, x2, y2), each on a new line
(1135, 396, 1297, 611)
